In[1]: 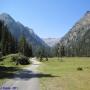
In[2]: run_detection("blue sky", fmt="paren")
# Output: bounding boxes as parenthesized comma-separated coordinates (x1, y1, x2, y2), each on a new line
(0, 0, 90, 38)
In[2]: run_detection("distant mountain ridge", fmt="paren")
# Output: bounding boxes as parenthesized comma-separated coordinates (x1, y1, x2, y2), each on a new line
(0, 13, 49, 50)
(43, 38, 60, 47)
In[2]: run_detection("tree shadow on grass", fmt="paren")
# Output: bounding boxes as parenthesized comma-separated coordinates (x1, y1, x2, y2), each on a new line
(14, 71, 59, 80)
(0, 66, 22, 79)
(0, 66, 59, 80)
(0, 66, 21, 71)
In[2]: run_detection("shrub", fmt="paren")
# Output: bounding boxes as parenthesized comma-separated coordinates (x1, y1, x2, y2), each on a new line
(11, 54, 18, 62)
(77, 67, 83, 71)
(18, 55, 30, 65)
(11, 54, 30, 65)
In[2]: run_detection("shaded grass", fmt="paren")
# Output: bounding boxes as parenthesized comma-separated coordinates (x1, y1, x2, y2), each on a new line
(0, 54, 30, 86)
(39, 57, 90, 90)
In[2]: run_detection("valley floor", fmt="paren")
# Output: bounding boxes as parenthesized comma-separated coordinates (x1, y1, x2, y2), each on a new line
(39, 57, 90, 90)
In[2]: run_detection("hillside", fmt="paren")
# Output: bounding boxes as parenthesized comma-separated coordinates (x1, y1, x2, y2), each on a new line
(60, 11, 90, 56)
(0, 13, 49, 52)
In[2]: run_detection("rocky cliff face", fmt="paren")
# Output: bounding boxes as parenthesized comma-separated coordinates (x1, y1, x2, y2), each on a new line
(60, 11, 90, 56)
(61, 11, 90, 46)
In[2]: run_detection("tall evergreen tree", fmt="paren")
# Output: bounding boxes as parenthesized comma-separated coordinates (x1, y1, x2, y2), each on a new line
(0, 21, 17, 55)
(18, 35, 26, 55)
(18, 35, 33, 57)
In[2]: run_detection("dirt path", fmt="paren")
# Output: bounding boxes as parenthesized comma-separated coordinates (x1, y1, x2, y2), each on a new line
(1, 58, 41, 90)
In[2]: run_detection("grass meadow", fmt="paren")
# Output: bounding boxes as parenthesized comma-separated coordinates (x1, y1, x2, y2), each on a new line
(39, 57, 90, 90)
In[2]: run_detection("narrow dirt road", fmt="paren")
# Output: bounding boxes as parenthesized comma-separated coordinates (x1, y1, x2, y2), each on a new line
(1, 58, 41, 90)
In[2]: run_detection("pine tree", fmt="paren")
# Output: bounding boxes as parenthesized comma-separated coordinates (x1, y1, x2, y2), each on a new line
(24, 43, 33, 57)
(1, 22, 6, 55)
(18, 35, 26, 55)
(0, 21, 17, 55)
(0, 21, 3, 42)
(18, 35, 33, 57)
(59, 44, 65, 61)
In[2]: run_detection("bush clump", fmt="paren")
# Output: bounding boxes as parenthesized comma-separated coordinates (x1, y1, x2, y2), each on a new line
(11, 54, 18, 62)
(11, 54, 30, 65)
(77, 67, 83, 71)
(18, 55, 30, 65)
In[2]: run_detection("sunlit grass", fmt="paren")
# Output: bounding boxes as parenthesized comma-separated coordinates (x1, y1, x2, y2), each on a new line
(39, 57, 90, 90)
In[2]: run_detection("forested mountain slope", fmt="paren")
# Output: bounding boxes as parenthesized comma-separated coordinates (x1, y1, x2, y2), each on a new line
(60, 11, 90, 56)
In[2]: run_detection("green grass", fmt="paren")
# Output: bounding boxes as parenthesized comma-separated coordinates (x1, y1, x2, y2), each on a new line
(0, 54, 30, 67)
(39, 57, 90, 90)
(0, 54, 30, 86)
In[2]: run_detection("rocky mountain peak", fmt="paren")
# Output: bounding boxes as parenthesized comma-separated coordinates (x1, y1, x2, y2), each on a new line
(81, 11, 90, 23)
(0, 13, 15, 24)
(0, 13, 14, 20)
(85, 11, 90, 16)
(60, 11, 90, 46)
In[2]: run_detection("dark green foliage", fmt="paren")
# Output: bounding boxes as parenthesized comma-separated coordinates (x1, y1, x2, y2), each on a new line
(0, 52, 3, 58)
(0, 20, 32, 58)
(17, 55, 30, 65)
(40, 56, 43, 62)
(11, 54, 19, 62)
(11, 54, 30, 65)
(77, 67, 83, 71)
(54, 43, 60, 57)
(0, 21, 3, 41)
(33, 45, 51, 58)
(18, 35, 33, 57)
(34, 46, 41, 58)
(18, 35, 26, 55)
(0, 21, 18, 55)
(60, 45, 65, 57)
(53, 43, 65, 60)
(46, 56, 48, 61)
(35, 47, 44, 58)
(24, 44, 33, 57)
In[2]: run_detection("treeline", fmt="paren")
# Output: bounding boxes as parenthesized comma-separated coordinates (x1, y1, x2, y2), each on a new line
(0, 21, 32, 57)
(0, 21, 17, 55)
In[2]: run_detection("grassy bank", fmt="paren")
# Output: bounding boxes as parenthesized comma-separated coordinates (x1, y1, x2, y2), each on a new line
(39, 57, 90, 90)
(0, 54, 30, 85)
